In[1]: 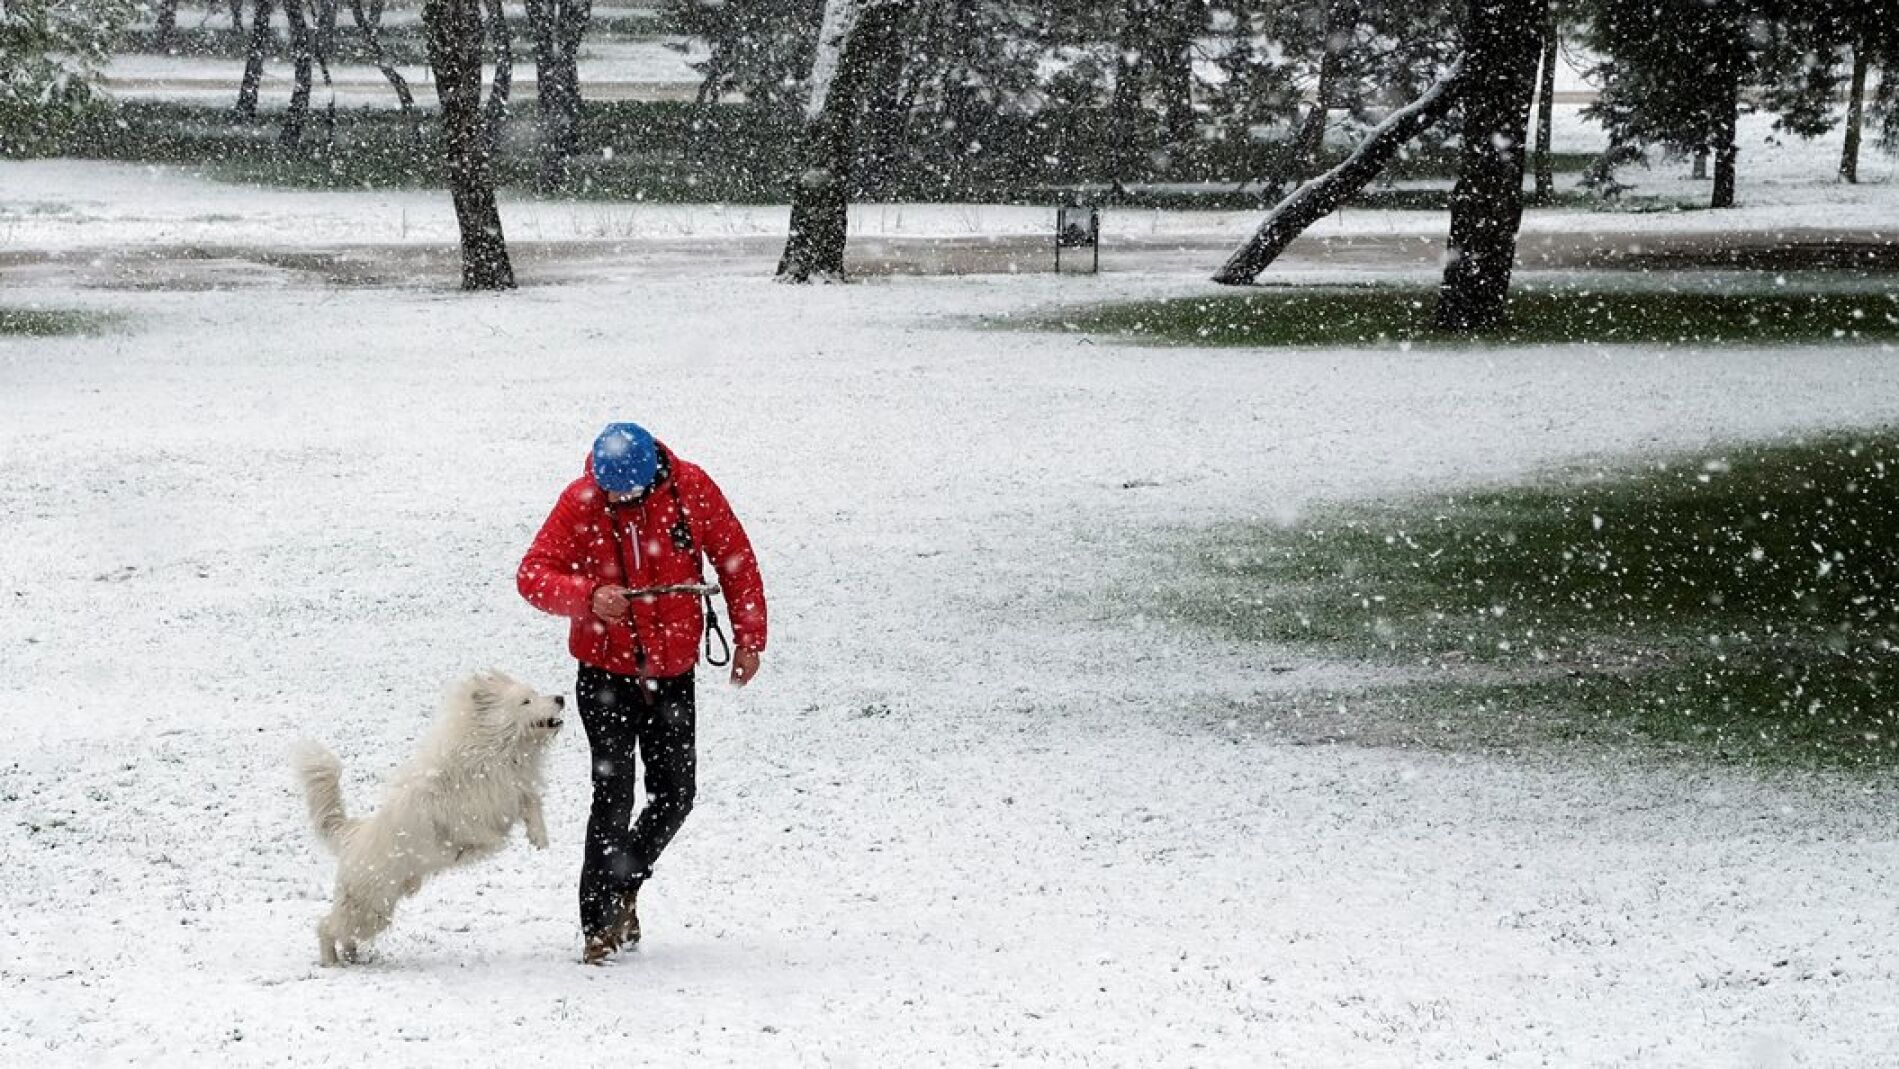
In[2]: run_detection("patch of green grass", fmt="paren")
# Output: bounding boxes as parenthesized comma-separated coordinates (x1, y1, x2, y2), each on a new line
(0, 308, 116, 336)
(1175, 433, 1899, 767)
(1047, 183, 1604, 213)
(52, 101, 804, 202)
(1060, 284, 1899, 349)
(42, 101, 1598, 205)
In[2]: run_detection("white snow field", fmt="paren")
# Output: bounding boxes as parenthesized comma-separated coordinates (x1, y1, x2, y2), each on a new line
(4, 150, 1899, 1068)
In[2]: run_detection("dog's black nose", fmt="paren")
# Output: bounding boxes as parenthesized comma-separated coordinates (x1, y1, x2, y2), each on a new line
(554, 695, 566, 709)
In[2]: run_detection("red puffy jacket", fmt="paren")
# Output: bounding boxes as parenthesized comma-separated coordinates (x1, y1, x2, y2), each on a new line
(518, 445, 767, 678)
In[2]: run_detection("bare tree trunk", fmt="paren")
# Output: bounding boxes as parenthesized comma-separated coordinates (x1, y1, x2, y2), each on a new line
(1530, 0, 1557, 202)
(1152, 0, 1198, 157)
(348, 0, 423, 145)
(1283, 0, 1360, 189)
(1710, 69, 1738, 208)
(1285, 97, 1328, 190)
(237, 0, 276, 119)
(315, 0, 339, 60)
(231, 0, 245, 32)
(1213, 59, 1464, 286)
(314, 5, 337, 145)
(1106, 0, 1153, 186)
(693, 53, 725, 106)
(1433, 0, 1544, 332)
(280, 0, 315, 146)
(483, 0, 514, 154)
(777, 0, 912, 282)
(423, 0, 516, 290)
(524, 0, 593, 190)
(1841, 38, 1868, 184)
(156, 0, 180, 45)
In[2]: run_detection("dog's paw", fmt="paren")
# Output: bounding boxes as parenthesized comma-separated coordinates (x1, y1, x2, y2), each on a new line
(528, 830, 550, 850)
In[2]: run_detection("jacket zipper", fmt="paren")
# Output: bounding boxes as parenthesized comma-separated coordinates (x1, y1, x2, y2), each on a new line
(607, 507, 650, 681)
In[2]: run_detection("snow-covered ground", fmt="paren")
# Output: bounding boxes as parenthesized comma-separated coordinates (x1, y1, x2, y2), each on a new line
(3, 148, 1899, 1067)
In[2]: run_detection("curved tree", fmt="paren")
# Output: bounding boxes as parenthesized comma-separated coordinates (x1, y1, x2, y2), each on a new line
(1212, 60, 1466, 286)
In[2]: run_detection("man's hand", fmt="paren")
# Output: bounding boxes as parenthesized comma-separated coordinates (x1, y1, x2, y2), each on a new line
(730, 648, 761, 687)
(591, 585, 633, 623)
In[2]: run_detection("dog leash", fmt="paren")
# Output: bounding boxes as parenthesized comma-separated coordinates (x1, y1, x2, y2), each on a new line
(625, 583, 721, 597)
(662, 478, 733, 669)
(608, 481, 734, 671)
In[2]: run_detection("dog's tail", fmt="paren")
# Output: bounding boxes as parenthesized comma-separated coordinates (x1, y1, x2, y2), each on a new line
(291, 739, 355, 852)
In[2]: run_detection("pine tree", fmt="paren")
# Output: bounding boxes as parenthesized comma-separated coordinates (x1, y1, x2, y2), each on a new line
(0, 0, 135, 154)
(1583, 0, 1860, 208)
(667, 0, 825, 115)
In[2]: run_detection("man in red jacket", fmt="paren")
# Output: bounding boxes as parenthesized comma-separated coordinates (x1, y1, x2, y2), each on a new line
(518, 422, 767, 964)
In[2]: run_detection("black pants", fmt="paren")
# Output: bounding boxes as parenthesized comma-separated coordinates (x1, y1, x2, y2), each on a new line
(575, 664, 697, 937)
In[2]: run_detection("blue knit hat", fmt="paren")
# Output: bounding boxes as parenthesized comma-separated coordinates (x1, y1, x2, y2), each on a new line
(592, 422, 659, 494)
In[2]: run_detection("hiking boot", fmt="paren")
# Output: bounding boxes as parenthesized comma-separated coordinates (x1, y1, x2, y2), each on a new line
(582, 929, 619, 965)
(608, 882, 642, 948)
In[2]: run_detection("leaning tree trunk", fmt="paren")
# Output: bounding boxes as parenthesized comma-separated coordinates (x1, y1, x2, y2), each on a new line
(423, 0, 516, 290)
(776, 0, 912, 283)
(1840, 37, 1869, 184)
(1530, 0, 1557, 202)
(1212, 59, 1464, 286)
(1710, 68, 1738, 208)
(236, 0, 276, 118)
(524, 0, 593, 191)
(1433, 0, 1545, 333)
(348, 0, 424, 145)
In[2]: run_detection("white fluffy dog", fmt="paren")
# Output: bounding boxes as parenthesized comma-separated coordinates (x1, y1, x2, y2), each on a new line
(292, 670, 566, 966)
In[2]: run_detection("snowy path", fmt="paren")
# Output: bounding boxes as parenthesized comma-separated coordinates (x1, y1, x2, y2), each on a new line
(4, 162, 1899, 1066)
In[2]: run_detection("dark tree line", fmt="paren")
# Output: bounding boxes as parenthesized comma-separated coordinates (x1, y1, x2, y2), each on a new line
(196, 0, 1887, 297)
(1213, 0, 1891, 333)
(1584, 0, 1897, 208)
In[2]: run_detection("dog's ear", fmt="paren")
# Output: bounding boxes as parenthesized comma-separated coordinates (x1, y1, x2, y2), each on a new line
(466, 672, 499, 709)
